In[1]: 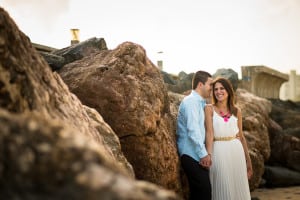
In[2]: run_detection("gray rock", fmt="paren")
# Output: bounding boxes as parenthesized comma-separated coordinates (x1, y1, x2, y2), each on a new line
(213, 68, 239, 90)
(40, 51, 65, 70)
(264, 166, 300, 187)
(53, 37, 108, 66)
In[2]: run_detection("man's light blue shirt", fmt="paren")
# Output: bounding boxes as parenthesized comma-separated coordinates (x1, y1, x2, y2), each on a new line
(176, 90, 208, 161)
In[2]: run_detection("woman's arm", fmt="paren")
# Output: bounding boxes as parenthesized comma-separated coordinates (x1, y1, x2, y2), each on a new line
(237, 107, 253, 179)
(204, 104, 214, 166)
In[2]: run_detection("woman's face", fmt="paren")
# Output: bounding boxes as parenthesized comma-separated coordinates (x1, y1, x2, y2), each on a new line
(214, 82, 228, 102)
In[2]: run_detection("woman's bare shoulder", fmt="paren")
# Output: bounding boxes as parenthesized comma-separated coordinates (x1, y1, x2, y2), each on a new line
(235, 105, 241, 112)
(234, 105, 242, 117)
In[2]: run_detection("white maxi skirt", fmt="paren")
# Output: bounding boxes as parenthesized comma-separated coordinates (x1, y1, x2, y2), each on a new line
(209, 139, 251, 200)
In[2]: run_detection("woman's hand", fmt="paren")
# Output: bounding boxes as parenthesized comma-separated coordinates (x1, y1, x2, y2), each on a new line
(247, 161, 253, 179)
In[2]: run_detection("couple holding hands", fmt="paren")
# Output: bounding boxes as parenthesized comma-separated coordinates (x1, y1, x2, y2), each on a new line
(177, 71, 253, 200)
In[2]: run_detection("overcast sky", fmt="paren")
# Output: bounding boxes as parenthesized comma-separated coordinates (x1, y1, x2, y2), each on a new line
(1, 0, 300, 77)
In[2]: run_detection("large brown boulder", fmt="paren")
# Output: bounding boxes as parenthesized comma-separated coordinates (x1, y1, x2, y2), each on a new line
(0, 6, 130, 173)
(84, 106, 134, 175)
(232, 89, 272, 189)
(267, 99, 300, 172)
(268, 119, 300, 172)
(58, 42, 182, 194)
(0, 7, 181, 200)
(269, 99, 300, 129)
(0, 109, 180, 200)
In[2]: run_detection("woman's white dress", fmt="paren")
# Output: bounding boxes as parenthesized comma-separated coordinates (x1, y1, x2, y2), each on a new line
(210, 109, 251, 200)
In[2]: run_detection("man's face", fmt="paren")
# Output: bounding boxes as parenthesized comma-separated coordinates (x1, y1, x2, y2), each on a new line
(202, 77, 213, 99)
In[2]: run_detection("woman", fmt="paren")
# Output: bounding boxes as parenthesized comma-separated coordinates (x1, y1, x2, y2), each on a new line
(205, 77, 253, 200)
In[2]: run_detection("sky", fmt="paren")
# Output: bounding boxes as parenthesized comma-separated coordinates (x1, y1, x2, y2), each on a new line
(1, 0, 300, 77)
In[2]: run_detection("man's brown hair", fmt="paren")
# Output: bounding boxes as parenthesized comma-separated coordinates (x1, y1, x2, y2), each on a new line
(192, 71, 212, 89)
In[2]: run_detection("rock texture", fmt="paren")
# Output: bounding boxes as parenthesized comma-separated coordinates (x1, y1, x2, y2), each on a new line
(58, 41, 182, 193)
(213, 68, 239, 91)
(165, 72, 194, 94)
(84, 106, 134, 174)
(0, 7, 181, 200)
(269, 99, 300, 129)
(263, 166, 300, 187)
(237, 89, 272, 160)
(268, 124, 300, 172)
(0, 7, 124, 171)
(236, 89, 272, 189)
(55, 37, 108, 68)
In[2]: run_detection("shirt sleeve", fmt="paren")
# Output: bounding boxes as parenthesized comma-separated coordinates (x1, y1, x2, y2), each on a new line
(184, 100, 208, 159)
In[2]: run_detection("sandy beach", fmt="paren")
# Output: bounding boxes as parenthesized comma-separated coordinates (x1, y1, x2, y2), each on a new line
(251, 186, 300, 200)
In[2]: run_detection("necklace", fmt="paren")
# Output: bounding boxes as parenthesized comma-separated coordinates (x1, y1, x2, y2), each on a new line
(219, 111, 231, 122)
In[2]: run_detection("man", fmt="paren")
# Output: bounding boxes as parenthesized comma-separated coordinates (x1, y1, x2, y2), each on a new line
(176, 70, 213, 200)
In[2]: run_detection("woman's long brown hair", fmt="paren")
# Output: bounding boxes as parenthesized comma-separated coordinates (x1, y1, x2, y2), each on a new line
(211, 77, 237, 116)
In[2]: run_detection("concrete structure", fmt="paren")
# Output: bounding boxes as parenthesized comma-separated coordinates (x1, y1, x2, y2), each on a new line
(240, 65, 289, 99)
(280, 70, 300, 102)
(32, 43, 57, 53)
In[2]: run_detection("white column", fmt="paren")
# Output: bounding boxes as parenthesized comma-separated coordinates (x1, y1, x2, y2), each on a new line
(289, 70, 296, 100)
(157, 51, 163, 71)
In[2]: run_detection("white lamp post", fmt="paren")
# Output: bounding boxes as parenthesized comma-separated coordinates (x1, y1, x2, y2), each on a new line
(157, 51, 163, 70)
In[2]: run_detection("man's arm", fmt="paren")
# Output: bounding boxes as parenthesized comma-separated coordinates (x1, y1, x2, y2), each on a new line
(185, 101, 208, 159)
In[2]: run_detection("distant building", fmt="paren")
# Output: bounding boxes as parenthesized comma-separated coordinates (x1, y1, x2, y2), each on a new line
(240, 65, 288, 99)
(280, 70, 300, 102)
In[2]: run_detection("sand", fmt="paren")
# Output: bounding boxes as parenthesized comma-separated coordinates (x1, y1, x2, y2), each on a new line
(250, 186, 300, 200)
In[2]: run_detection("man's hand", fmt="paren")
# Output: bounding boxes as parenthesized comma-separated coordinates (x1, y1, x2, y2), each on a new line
(200, 154, 212, 169)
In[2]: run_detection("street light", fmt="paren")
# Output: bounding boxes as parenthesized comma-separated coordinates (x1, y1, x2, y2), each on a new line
(70, 28, 80, 45)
